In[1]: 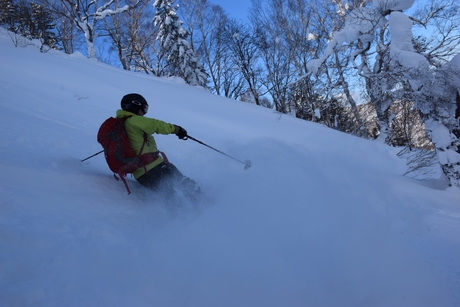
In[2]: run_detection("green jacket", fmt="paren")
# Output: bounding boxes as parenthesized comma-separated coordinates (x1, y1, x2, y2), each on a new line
(116, 109, 176, 179)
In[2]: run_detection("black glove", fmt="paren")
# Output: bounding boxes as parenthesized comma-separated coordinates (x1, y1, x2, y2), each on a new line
(174, 125, 188, 140)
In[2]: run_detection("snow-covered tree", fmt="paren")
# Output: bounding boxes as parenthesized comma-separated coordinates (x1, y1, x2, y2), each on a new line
(418, 54, 460, 187)
(41, 0, 130, 59)
(305, 0, 460, 187)
(153, 0, 207, 87)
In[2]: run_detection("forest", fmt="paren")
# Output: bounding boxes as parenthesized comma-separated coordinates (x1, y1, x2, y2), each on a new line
(1, 0, 460, 186)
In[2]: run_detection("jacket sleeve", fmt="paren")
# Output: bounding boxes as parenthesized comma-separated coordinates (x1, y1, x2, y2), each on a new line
(132, 115, 176, 135)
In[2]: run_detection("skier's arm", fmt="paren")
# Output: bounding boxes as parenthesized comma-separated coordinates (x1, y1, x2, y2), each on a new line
(131, 115, 187, 139)
(133, 116, 175, 135)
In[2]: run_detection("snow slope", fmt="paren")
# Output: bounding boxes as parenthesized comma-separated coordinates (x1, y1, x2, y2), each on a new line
(1, 30, 460, 307)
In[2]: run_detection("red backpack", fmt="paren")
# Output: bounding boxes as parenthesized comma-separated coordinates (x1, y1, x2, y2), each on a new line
(97, 116, 167, 194)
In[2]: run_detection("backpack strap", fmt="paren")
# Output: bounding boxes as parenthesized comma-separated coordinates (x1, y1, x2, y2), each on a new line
(113, 173, 132, 195)
(139, 132, 149, 174)
(116, 118, 168, 195)
(116, 152, 168, 195)
(159, 151, 169, 164)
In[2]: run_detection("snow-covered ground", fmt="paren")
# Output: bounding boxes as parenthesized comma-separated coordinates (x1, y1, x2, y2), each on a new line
(1, 30, 459, 307)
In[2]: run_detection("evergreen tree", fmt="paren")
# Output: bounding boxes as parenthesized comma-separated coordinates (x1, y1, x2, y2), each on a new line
(153, 0, 207, 87)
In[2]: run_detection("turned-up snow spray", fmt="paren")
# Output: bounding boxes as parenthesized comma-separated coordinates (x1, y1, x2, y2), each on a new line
(185, 135, 252, 170)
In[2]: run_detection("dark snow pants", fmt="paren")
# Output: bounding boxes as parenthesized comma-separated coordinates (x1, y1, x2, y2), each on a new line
(136, 162, 200, 200)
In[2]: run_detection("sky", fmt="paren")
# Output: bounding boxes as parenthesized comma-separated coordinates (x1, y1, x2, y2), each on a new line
(1, 27, 460, 306)
(209, 0, 430, 24)
(210, 0, 251, 20)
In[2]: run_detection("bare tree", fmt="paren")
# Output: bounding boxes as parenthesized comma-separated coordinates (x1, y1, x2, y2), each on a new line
(3, 0, 16, 30)
(398, 146, 437, 179)
(177, 0, 207, 51)
(1, 0, 59, 50)
(249, 0, 367, 131)
(40, 0, 130, 59)
(250, 0, 295, 114)
(223, 19, 264, 105)
(194, 4, 243, 97)
(411, 0, 460, 68)
(0, 0, 12, 24)
(387, 99, 432, 149)
(54, 10, 81, 54)
(103, 0, 157, 71)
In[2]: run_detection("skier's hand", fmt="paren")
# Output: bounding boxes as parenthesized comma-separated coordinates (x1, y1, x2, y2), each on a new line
(174, 125, 188, 140)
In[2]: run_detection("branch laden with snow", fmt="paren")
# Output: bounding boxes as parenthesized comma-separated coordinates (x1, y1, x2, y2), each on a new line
(305, 0, 460, 187)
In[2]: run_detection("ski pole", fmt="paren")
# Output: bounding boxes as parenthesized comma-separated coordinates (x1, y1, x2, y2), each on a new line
(81, 150, 104, 162)
(186, 135, 252, 170)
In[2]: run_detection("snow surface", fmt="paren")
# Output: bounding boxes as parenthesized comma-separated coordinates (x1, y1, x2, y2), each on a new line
(1, 29, 460, 307)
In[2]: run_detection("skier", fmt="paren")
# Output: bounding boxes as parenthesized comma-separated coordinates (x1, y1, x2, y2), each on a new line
(117, 93, 200, 200)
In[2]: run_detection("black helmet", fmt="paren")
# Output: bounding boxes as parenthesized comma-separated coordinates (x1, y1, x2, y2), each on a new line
(121, 93, 149, 114)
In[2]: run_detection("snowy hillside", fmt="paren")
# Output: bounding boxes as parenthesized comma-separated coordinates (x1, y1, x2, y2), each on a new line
(1, 29, 460, 307)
